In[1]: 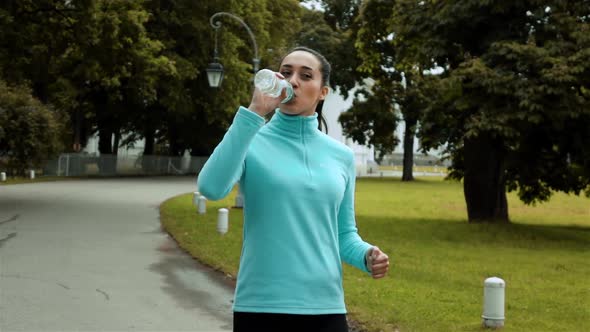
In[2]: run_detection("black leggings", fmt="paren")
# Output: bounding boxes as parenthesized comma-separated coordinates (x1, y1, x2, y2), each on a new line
(233, 312, 349, 332)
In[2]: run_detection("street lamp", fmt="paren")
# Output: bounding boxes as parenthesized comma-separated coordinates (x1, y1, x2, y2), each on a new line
(207, 12, 260, 88)
(206, 17, 224, 88)
(206, 60, 224, 88)
(207, 12, 261, 208)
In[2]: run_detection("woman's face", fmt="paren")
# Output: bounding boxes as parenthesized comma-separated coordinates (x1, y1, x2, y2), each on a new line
(278, 51, 329, 117)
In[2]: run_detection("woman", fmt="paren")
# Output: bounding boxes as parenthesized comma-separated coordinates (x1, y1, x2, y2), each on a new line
(197, 46, 390, 332)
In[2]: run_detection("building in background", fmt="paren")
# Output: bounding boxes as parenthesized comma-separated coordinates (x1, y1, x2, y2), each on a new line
(323, 86, 448, 174)
(322, 87, 375, 176)
(83, 134, 145, 158)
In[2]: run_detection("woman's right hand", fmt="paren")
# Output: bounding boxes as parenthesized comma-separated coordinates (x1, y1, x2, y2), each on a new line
(248, 72, 287, 117)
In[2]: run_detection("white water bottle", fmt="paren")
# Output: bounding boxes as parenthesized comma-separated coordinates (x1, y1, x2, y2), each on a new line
(254, 69, 294, 103)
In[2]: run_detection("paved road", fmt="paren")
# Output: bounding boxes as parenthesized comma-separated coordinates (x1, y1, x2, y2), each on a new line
(0, 177, 234, 332)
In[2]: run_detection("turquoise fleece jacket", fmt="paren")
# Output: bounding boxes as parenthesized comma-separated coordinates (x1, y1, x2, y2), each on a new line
(197, 106, 373, 314)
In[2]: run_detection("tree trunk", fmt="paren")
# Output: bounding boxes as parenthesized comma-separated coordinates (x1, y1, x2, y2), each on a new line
(402, 118, 417, 181)
(463, 134, 509, 223)
(98, 127, 113, 155)
(143, 126, 155, 155)
(168, 132, 182, 157)
(73, 109, 82, 152)
(141, 126, 155, 173)
(112, 129, 120, 156)
(97, 125, 116, 175)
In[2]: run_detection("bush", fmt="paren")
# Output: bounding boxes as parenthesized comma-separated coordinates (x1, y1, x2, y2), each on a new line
(0, 79, 65, 175)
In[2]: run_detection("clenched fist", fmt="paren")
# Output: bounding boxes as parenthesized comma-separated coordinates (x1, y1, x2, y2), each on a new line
(366, 246, 390, 279)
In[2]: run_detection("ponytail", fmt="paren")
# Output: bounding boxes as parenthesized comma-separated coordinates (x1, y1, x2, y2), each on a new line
(316, 100, 328, 133)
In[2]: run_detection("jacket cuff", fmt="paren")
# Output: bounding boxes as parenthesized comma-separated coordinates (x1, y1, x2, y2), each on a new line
(236, 106, 265, 127)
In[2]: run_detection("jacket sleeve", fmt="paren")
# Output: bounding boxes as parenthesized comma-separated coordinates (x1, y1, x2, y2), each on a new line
(338, 152, 373, 274)
(196, 106, 265, 200)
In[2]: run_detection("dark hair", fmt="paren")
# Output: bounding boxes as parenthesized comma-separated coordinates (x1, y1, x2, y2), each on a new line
(279, 46, 331, 132)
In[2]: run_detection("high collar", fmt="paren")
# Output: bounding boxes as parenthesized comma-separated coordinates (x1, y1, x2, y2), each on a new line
(267, 110, 320, 138)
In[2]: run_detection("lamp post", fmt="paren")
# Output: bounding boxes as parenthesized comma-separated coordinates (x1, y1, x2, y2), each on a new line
(207, 12, 260, 208)
(206, 12, 260, 88)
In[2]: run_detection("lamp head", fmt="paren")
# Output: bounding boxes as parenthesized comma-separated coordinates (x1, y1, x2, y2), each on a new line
(206, 61, 224, 88)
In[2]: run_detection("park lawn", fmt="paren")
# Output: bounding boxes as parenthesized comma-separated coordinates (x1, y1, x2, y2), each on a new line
(160, 177, 590, 332)
(0, 176, 73, 185)
(378, 165, 448, 174)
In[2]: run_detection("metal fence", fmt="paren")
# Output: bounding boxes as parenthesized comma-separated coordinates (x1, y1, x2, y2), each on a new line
(40, 153, 207, 177)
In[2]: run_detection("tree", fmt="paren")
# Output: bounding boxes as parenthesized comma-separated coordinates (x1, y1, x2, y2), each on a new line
(396, 72, 431, 181)
(0, 0, 91, 150)
(143, 0, 302, 158)
(338, 86, 399, 164)
(392, 0, 590, 222)
(0, 80, 65, 175)
(297, 1, 367, 96)
(0, 0, 175, 170)
(350, 0, 425, 180)
(300, 1, 432, 180)
(0, 0, 305, 169)
(296, 1, 402, 162)
(0, 0, 72, 103)
(57, 0, 174, 173)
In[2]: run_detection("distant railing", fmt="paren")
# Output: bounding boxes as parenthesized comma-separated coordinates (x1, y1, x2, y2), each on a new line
(40, 153, 208, 177)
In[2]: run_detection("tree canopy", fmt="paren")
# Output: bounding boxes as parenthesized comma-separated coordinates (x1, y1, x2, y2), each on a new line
(0, 0, 303, 174)
(0, 80, 64, 175)
(352, 0, 590, 222)
(351, 0, 418, 177)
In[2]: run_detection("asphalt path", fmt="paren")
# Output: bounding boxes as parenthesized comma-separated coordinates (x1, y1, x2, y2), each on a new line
(0, 177, 234, 332)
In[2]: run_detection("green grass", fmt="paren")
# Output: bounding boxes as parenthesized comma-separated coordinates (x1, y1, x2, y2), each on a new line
(0, 176, 75, 185)
(160, 177, 590, 332)
(378, 165, 448, 174)
(0, 174, 169, 186)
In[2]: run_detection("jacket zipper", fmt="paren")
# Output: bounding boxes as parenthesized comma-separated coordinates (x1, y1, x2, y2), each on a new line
(301, 118, 312, 179)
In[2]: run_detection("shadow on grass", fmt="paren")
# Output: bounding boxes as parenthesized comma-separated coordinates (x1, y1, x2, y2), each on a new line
(357, 215, 590, 252)
(358, 177, 458, 185)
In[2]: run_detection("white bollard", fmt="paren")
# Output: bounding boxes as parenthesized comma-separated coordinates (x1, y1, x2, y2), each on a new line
(197, 195, 207, 214)
(193, 191, 200, 206)
(0, 172, 6, 182)
(217, 208, 229, 235)
(482, 277, 506, 329)
(29, 170, 35, 179)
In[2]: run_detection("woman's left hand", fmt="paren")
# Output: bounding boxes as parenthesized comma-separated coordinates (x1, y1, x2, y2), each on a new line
(366, 246, 390, 279)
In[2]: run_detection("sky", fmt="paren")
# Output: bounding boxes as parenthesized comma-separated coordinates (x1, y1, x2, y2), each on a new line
(300, 0, 324, 11)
